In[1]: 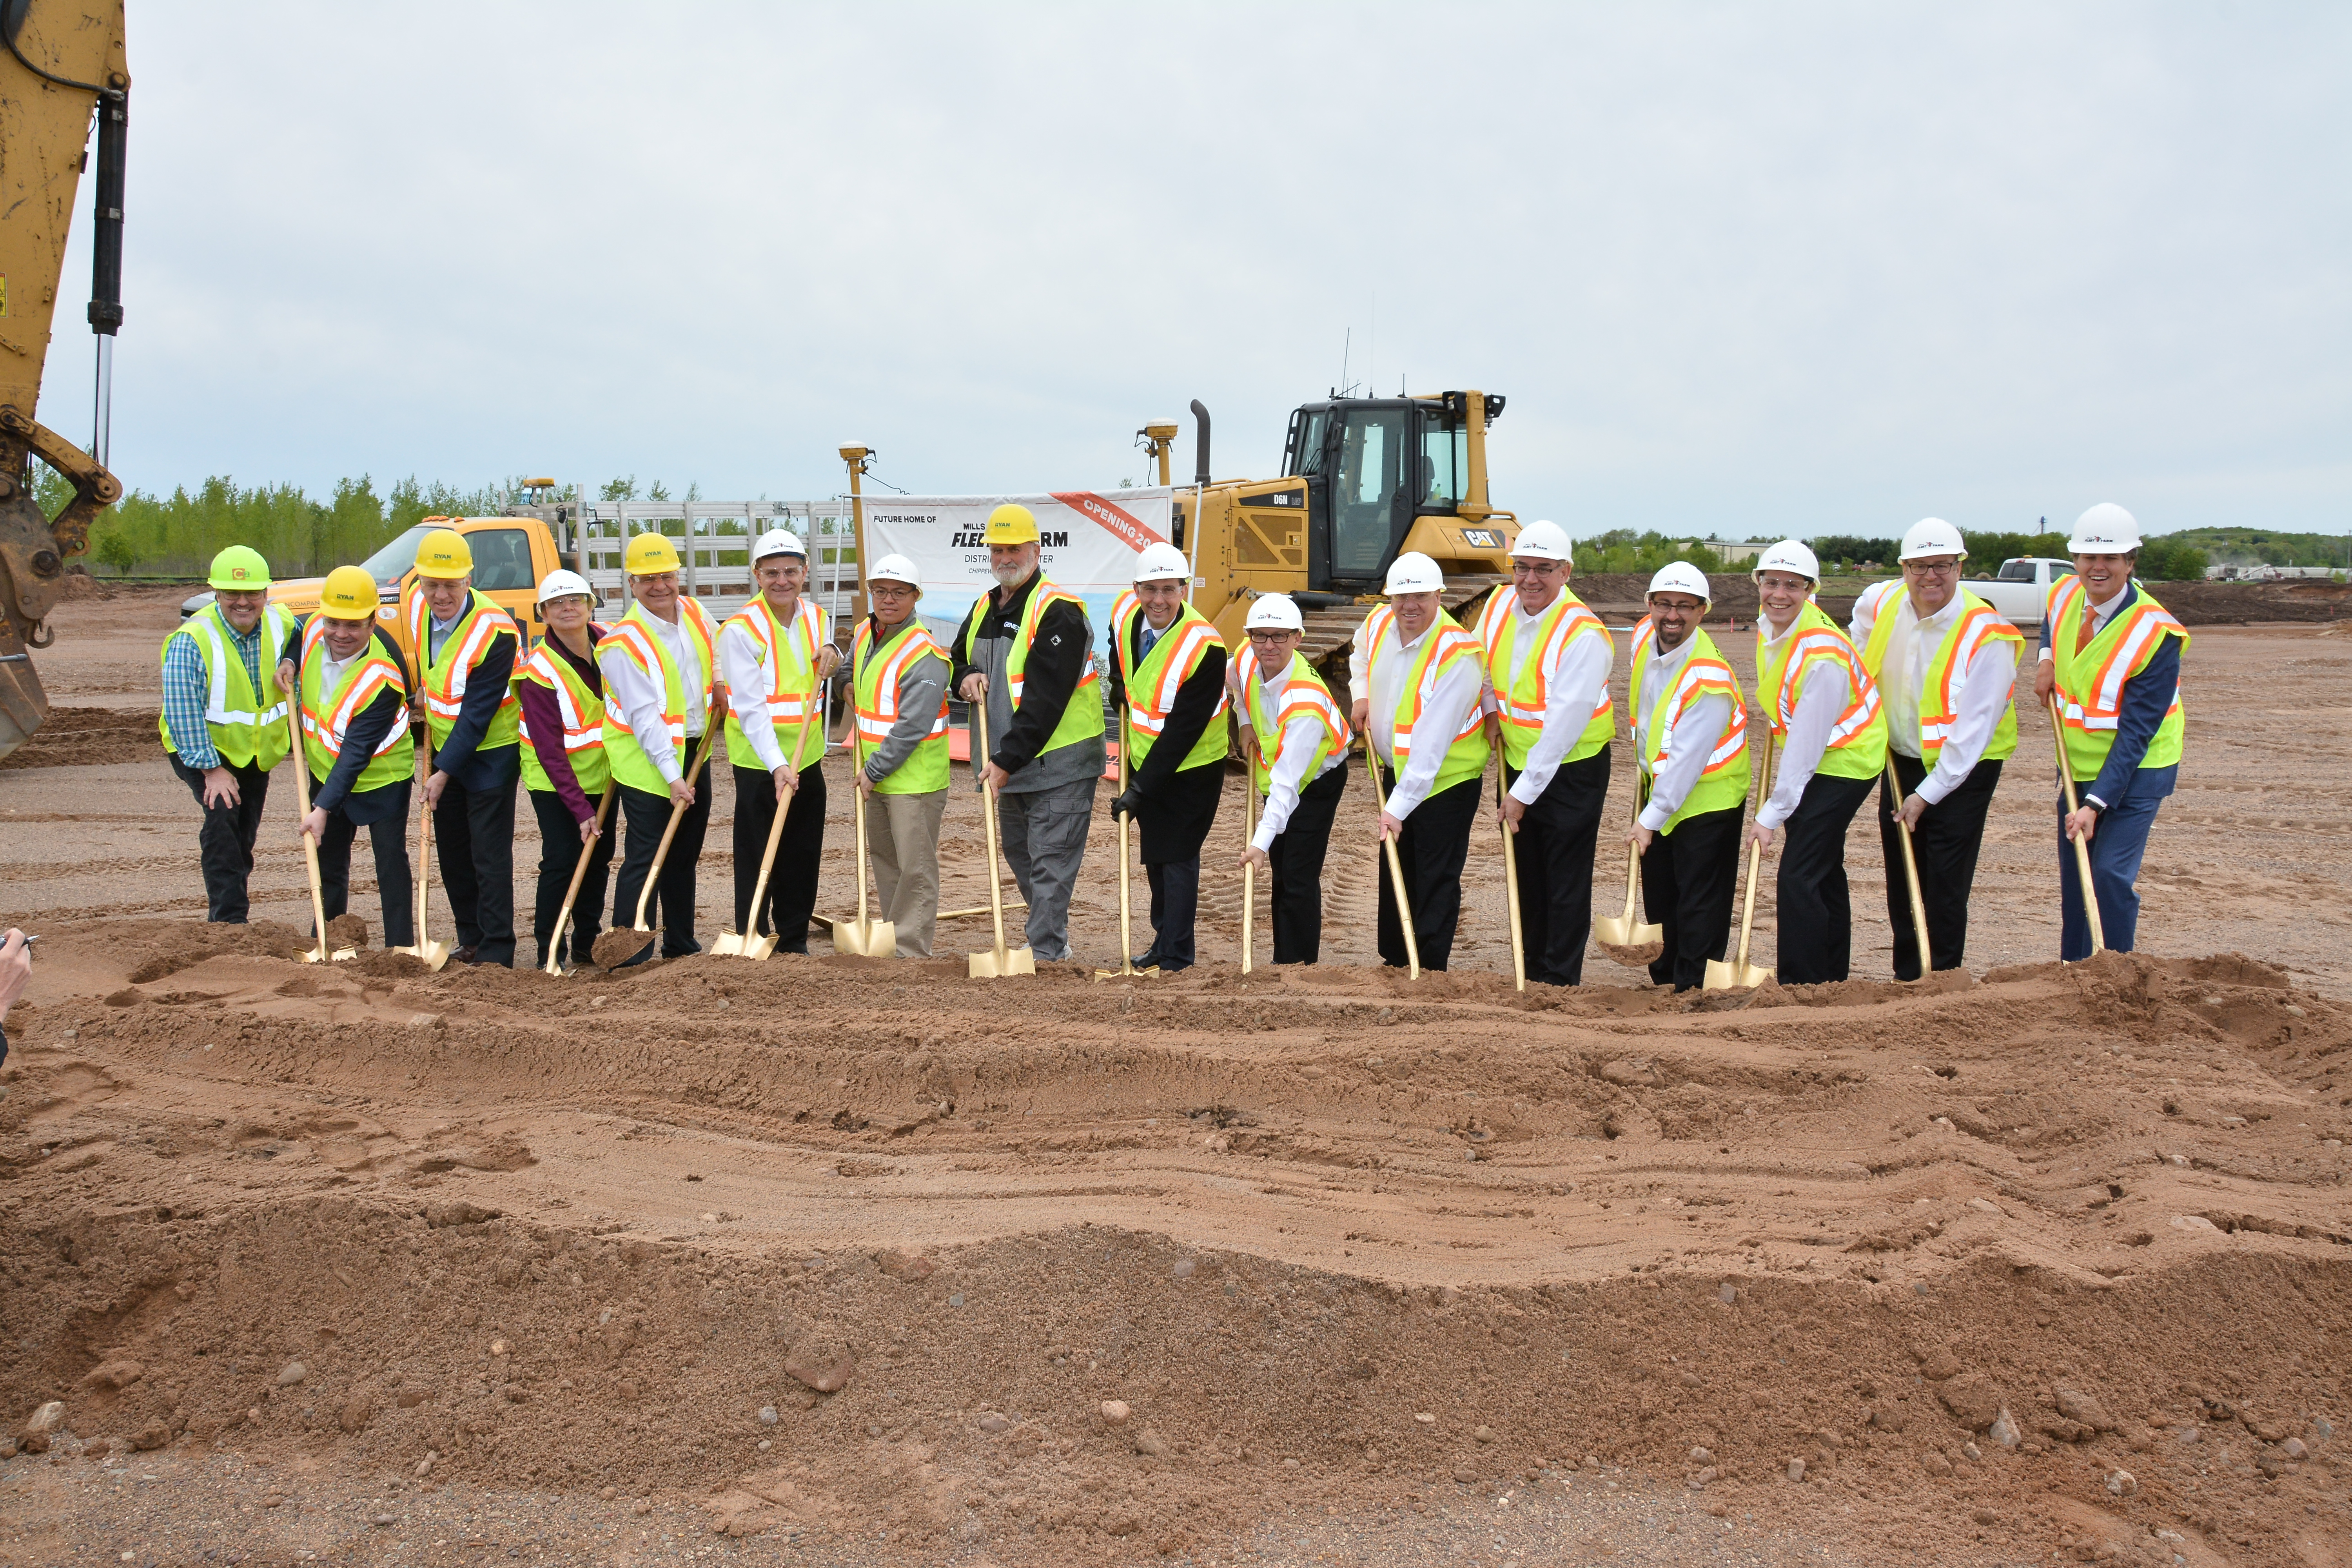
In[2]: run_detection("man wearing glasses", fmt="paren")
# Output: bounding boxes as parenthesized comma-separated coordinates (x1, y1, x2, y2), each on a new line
(1850, 519, 2023, 979)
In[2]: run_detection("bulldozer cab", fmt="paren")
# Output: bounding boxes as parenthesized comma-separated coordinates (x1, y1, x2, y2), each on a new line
(1284, 391, 1507, 593)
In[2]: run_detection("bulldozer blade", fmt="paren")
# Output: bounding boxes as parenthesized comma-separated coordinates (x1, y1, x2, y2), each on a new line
(832, 918, 896, 958)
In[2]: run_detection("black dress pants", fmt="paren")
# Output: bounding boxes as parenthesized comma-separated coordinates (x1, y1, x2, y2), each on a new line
(434, 760, 519, 967)
(1773, 771, 1876, 985)
(1136, 763, 1223, 971)
(1267, 763, 1346, 964)
(170, 757, 271, 922)
(1142, 860, 1200, 970)
(1375, 769, 1482, 972)
(731, 762, 827, 955)
(613, 759, 713, 958)
(1877, 754, 2002, 980)
(1505, 749, 1611, 987)
(315, 780, 414, 949)
(1641, 802, 1743, 992)
(530, 786, 615, 970)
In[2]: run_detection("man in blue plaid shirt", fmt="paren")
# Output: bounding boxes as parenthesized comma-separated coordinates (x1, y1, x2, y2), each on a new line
(161, 546, 297, 922)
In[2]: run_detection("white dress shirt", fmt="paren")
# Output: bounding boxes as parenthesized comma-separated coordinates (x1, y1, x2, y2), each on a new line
(1365, 619, 1483, 821)
(1851, 587, 2019, 805)
(2035, 581, 2131, 660)
(1234, 652, 1343, 851)
(717, 598, 819, 774)
(1753, 612, 1847, 831)
(1493, 596, 1613, 806)
(1634, 633, 1734, 831)
(598, 608, 709, 787)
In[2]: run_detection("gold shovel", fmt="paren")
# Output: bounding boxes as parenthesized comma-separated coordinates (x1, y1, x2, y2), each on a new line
(543, 784, 617, 975)
(1094, 715, 1147, 980)
(1364, 743, 1421, 981)
(1883, 756, 1937, 977)
(831, 714, 896, 958)
(1496, 764, 1525, 992)
(390, 739, 450, 972)
(967, 695, 1035, 979)
(1593, 775, 1664, 965)
(716, 703, 818, 960)
(1241, 741, 1258, 976)
(2049, 691, 2106, 956)
(285, 703, 356, 964)
(591, 724, 720, 969)
(1704, 725, 1776, 991)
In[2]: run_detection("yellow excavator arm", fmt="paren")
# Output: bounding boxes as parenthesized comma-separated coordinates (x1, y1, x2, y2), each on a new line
(0, 0, 128, 760)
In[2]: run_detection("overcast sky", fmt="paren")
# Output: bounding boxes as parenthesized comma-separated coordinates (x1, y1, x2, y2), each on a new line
(36, 2, 2351, 539)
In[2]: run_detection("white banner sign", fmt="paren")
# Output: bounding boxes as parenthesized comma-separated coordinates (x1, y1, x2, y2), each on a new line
(863, 488, 1178, 653)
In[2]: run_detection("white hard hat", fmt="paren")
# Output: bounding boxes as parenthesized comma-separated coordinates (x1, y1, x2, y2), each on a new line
(754, 528, 807, 562)
(535, 568, 594, 606)
(1245, 593, 1304, 633)
(1898, 518, 1966, 561)
(867, 553, 920, 589)
(1384, 552, 1444, 595)
(1134, 541, 1191, 583)
(2068, 503, 2142, 554)
(1646, 561, 1711, 603)
(1751, 539, 1820, 583)
(1510, 519, 1572, 563)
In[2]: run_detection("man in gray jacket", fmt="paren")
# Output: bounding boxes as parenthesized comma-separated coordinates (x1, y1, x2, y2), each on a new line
(853, 554, 954, 956)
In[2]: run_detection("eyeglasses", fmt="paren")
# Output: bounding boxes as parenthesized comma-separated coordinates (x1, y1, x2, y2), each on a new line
(1902, 560, 1961, 577)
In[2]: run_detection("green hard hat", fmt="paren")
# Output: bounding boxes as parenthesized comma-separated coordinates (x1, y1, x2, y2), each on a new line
(208, 545, 273, 591)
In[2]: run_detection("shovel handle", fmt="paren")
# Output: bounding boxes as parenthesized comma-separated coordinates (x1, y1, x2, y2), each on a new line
(1497, 766, 1524, 991)
(285, 702, 334, 960)
(633, 724, 720, 930)
(1365, 746, 1420, 980)
(546, 784, 618, 974)
(975, 699, 1011, 962)
(413, 737, 435, 946)
(1115, 714, 1134, 974)
(1241, 740, 1256, 976)
(2048, 692, 2106, 954)
(1734, 726, 1775, 970)
(748, 698, 817, 942)
(1884, 758, 1935, 975)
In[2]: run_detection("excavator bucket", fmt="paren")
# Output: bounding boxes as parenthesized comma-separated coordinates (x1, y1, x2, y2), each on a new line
(0, 637, 47, 765)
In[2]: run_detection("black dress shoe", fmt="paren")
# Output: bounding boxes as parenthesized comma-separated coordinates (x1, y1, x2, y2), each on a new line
(452, 945, 481, 965)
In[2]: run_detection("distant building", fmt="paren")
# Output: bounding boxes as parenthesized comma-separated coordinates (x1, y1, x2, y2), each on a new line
(1681, 539, 1766, 565)
(2205, 563, 2342, 581)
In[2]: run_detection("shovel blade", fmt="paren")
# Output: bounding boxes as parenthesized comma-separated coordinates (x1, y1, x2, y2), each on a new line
(710, 931, 749, 956)
(744, 933, 779, 961)
(835, 920, 898, 958)
(1592, 914, 1661, 947)
(967, 944, 1036, 979)
(415, 940, 450, 973)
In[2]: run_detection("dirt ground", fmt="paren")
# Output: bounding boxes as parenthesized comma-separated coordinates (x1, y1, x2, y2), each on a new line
(2, 587, 2348, 1567)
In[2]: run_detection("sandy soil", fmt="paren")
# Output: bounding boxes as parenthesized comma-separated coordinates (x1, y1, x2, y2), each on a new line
(1, 588, 2348, 1567)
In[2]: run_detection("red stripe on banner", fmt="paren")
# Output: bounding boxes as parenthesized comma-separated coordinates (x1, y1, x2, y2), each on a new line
(1051, 491, 1168, 553)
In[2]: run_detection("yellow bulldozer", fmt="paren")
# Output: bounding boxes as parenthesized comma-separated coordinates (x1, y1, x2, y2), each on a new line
(1145, 391, 1520, 704)
(0, 0, 129, 761)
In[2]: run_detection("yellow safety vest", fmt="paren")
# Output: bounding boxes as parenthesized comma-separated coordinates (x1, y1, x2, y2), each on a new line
(1755, 601, 1887, 781)
(517, 630, 611, 797)
(297, 619, 410, 793)
(1112, 593, 1229, 774)
(1474, 584, 1614, 771)
(1236, 645, 1348, 796)
(157, 601, 297, 771)
(1855, 582, 2022, 766)
(721, 597, 828, 773)
(403, 588, 521, 753)
(1629, 621, 1750, 833)
(853, 617, 951, 794)
(599, 599, 720, 793)
(1366, 607, 1490, 796)
(2046, 577, 2187, 781)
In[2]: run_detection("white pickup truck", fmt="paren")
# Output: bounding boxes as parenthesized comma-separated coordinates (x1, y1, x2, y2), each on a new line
(1963, 556, 2075, 630)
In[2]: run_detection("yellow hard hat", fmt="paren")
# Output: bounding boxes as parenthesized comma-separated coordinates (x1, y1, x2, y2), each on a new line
(207, 545, 272, 591)
(414, 528, 474, 579)
(319, 566, 379, 618)
(625, 532, 682, 574)
(984, 503, 1040, 545)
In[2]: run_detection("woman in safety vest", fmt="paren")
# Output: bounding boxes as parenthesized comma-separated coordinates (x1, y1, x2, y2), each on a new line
(852, 554, 953, 956)
(2032, 503, 2188, 959)
(1106, 541, 1229, 973)
(719, 529, 839, 955)
(1231, 593, 1349, 964)
(1629, 563, 1751, 992)
(1746, 540, 1887, 984)
(1850, 518, 2022, 978)
(272, 566, 415, 949)
(161, 545, 296, 923)
(517, 570, 613, 971)
(1473, 521, 1615, 986)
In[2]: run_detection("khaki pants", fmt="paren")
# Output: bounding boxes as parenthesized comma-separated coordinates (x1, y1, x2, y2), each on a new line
(865, 787, 947, 957)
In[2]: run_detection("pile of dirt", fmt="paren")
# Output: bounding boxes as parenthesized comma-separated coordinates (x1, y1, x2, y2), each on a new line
(0, 706, 164, 771)
(1, 921, 2345, 1562)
